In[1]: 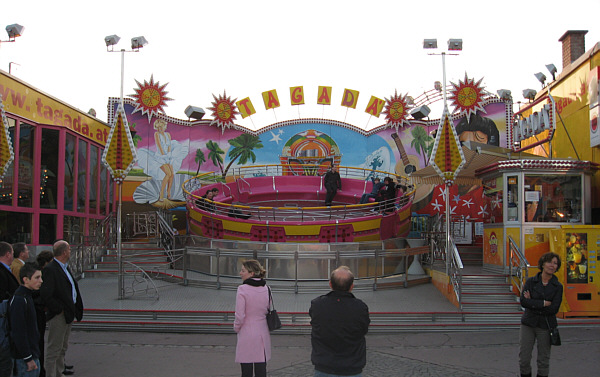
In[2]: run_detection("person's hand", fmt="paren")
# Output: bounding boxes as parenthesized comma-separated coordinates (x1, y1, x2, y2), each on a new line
(543, 300, 551, 307)
(523, 290, 531, 299)
(26, 360, 38, 371)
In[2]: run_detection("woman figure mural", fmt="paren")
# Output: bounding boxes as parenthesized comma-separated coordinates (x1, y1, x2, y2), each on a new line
(136, 119, 188, 203)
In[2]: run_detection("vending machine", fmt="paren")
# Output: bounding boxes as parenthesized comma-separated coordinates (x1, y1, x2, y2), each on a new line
(550, 225, 600, 318)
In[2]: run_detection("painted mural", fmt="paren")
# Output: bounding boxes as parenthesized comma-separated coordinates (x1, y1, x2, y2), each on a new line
(109, 74, 511, 228)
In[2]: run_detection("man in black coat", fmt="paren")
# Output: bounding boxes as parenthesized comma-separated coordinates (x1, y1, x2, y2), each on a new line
(323, 166, 342, 206)
(310, 266, 370, 376)
(40, 241, 84, 377)
(0, 241, 19, 377)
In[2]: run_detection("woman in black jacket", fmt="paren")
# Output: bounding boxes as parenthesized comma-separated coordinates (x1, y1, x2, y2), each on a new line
(518, 252, 563, 377)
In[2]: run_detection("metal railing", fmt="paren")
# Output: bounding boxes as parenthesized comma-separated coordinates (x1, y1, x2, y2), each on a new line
(508, 235, 529, 295)
(448, 236, 464, 310)
(183, 165, 415, 225)
(180, 236, 430, 291)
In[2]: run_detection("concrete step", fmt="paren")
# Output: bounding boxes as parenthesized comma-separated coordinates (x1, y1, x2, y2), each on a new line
(74, 308, 529, 334)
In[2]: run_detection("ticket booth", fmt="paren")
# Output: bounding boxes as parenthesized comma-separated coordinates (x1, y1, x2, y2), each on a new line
(477, 160, 597, 276)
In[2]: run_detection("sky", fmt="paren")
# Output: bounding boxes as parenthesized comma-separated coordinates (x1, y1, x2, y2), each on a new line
(1, 0, 598, 131)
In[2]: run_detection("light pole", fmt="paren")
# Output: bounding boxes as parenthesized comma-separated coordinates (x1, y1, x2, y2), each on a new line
(102, 34, 147, 299)
(423, 38, 465, 274)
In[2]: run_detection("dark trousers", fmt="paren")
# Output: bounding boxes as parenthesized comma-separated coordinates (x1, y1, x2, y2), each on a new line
(241, 362, 266, 377)
(325, 187, 337, 205)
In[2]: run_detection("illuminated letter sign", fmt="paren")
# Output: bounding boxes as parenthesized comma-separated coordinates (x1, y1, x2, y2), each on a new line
(290, 86, 304, 105)
(364, 95, 385, 117)
(514, 103, 553, 142)
(262, 89, 280, 110)
(341, 89, 359, 109)
(317, 86, 332, 105)
(236, 97, 256, 119)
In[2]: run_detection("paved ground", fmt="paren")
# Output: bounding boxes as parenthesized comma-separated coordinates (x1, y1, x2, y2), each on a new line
(67, 327, 600, 376)
(69, 271, 600, 376)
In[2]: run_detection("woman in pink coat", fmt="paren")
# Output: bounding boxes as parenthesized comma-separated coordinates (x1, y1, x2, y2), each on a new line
(234, 259, 271, 377)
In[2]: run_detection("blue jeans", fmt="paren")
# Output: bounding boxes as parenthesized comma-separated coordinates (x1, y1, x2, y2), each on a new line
(314, 370, 362, 377)
(15, 358, 40, 377)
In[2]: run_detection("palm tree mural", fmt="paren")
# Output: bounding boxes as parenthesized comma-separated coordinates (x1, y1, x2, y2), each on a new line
(206, 140, 225, 174)
(223, 134, 263, 177)
(195, 148, 206, 176)
(410, 125, 434, 166)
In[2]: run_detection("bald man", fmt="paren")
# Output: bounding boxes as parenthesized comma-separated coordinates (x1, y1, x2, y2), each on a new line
(309, 266, 370, 377)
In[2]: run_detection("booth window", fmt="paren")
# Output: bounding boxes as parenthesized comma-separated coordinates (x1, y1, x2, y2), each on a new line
(64, 133, 75, 211)
(40, 128, 59, 209)
(77, 139, 87, 212)
(0, 118, 16, 206)
(507, 175, 519, 222)
(18, 123, 34, 207)
(0, 211, 31, 244)
(524, 174, 581, 222)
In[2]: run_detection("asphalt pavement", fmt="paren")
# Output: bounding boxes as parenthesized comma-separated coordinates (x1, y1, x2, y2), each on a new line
(66, 326, 600, 377)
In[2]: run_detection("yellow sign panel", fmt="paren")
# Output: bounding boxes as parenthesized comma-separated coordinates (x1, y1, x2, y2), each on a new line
(340, 88, 359, 109)
(364, 95, 385, 117)
(290, 86, 304, 105)
(317, 86, 332, 105)
(261, 89, 280, 110)
(0, 72, 110, 144)
(236, 97, 256, 119)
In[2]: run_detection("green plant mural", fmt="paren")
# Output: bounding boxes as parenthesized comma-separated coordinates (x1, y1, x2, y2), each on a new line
(206, 140, 225, 174)
(410, 125, 434, 166)
(195, 148, 206, 176)
(223, 134, 263, 177)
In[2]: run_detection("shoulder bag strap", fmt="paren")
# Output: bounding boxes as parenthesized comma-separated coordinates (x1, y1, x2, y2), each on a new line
(267, 286, 275, 311)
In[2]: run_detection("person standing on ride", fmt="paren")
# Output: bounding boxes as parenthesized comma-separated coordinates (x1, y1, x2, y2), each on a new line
(518, 252, 563, 377)
(234, 260, 271, 377)
(323, 166, 342, 206)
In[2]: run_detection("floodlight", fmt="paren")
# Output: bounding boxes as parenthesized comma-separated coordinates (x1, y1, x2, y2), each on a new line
(131, 36, 148, 50)
(523, 89, 537, 101)
(434, 81, 442, 92)
(5, 24, 24, 40)
(534, 72, 546, 86)
(497, 89, 512, 100)
(406, 96, 415, 106)
(448, 39, 462, 51)
(410, 105, 431, 120)
(104, 34, 121, 47)
(185, 105, 206, 120)
(423, 39, 437, 49)
(546, 64, 557, 80)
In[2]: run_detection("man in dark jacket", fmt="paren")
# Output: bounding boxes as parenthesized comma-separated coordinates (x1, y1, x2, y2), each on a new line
(0, 241, 19, 377)
(10, 262, 42, 376)
(323, 166, 342, 206)
(310, 266, 370, 376)
(40, 241, 84, 377)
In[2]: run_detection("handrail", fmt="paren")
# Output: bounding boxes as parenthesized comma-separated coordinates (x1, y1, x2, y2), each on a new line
(157, 210, 176, 253)
(122, 261, 160, 300)
(508, 235, 530, 295)
(448, 235, 464, 310)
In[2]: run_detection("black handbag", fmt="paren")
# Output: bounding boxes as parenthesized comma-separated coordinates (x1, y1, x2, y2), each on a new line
(545, 317, 561, 346)
(266, 286, 281, 331)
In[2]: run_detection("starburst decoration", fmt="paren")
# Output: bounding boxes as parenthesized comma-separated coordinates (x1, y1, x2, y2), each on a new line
(448, 74, 486, 119)
(383, 90, 411, 132)
(207, 91, 240, 134)
(130, 75, 173, 122)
